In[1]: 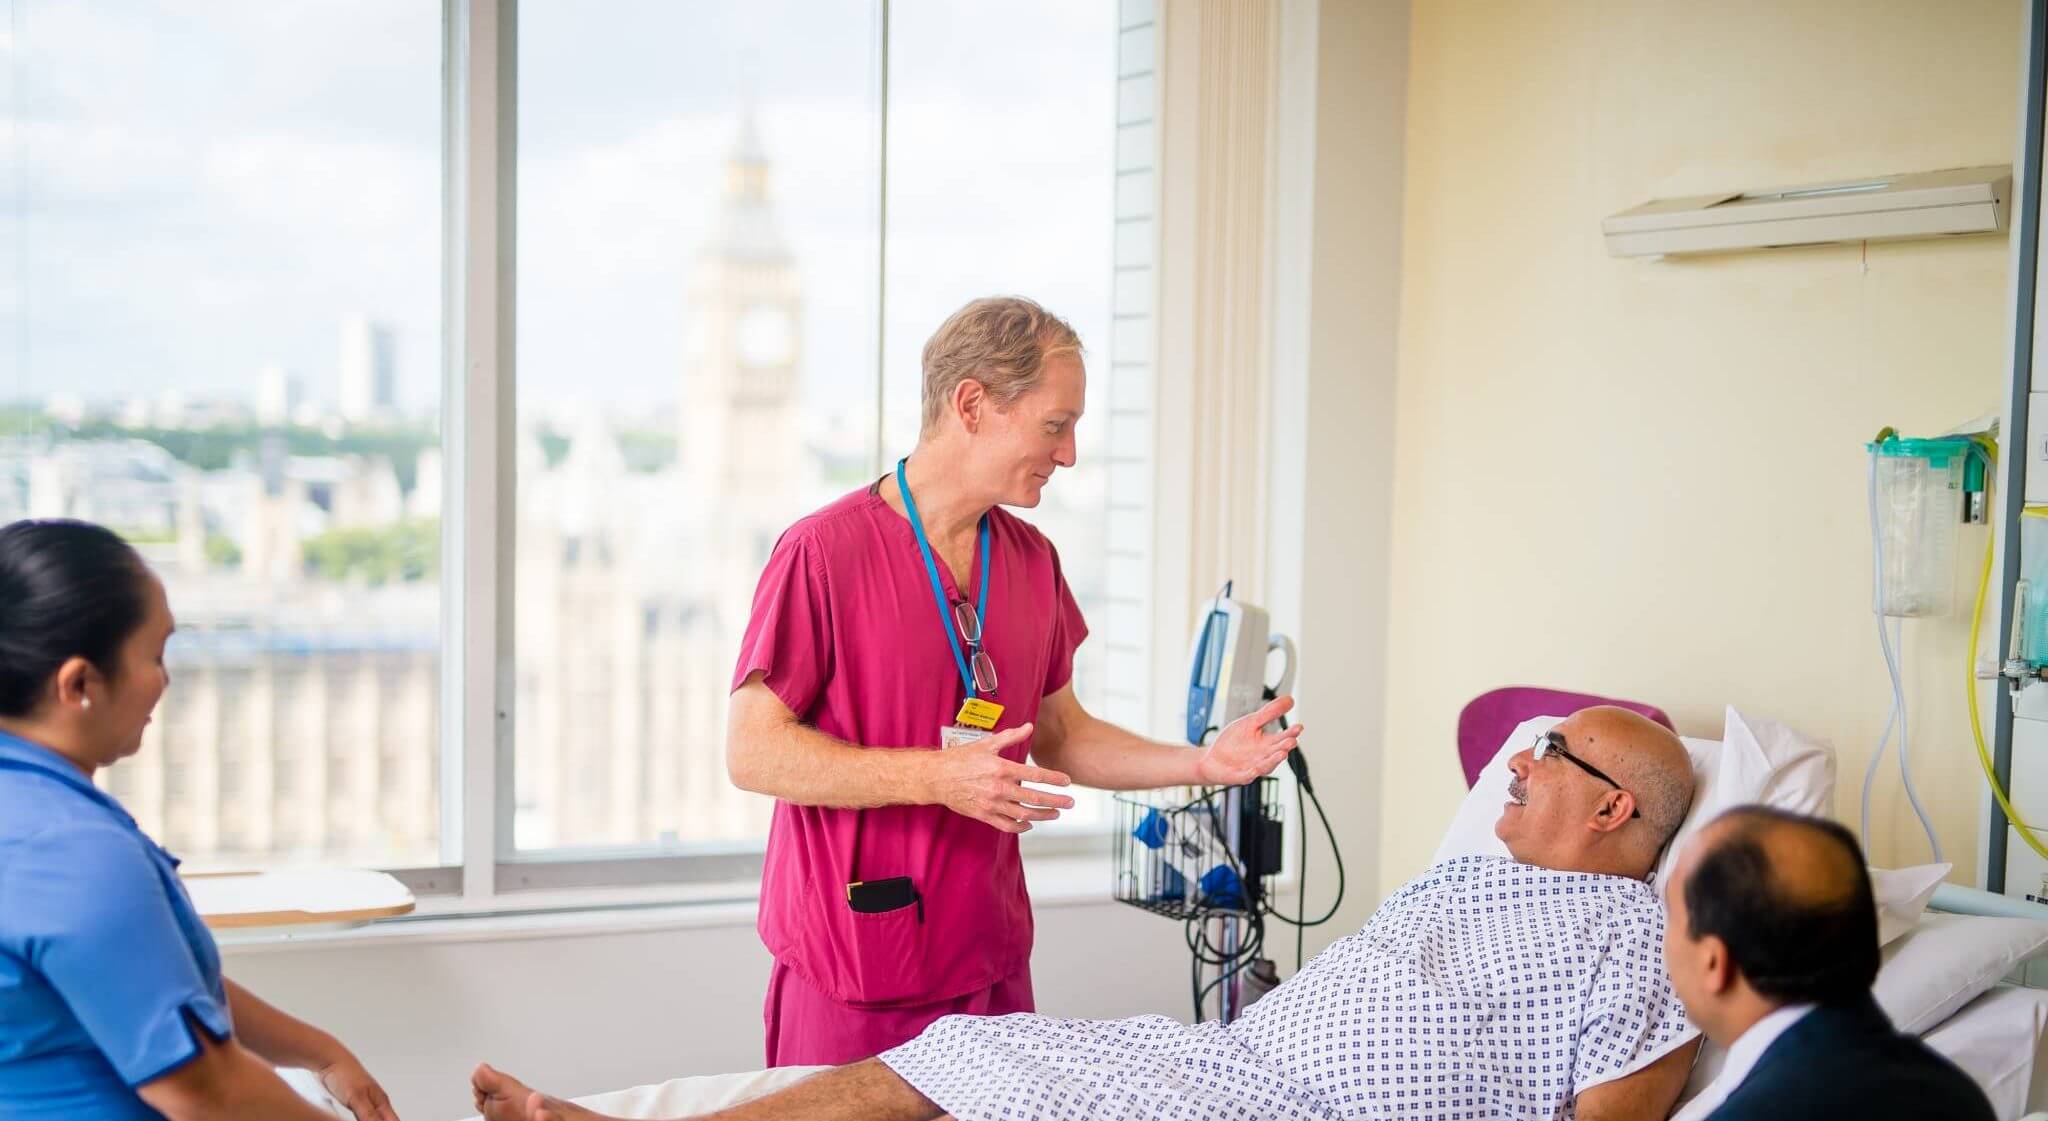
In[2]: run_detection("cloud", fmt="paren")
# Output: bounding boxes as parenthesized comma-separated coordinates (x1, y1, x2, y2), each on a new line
(7, 0, 1122, 429)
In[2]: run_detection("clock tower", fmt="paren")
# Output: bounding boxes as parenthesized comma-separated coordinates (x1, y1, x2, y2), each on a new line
(680, 109, 804, 615)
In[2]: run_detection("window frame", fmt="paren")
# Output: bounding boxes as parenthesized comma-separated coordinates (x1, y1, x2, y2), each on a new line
(384, 0, 1144, 911)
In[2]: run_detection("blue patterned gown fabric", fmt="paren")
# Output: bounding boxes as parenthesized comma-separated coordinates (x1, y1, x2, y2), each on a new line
(881, 855, 1696, 1121)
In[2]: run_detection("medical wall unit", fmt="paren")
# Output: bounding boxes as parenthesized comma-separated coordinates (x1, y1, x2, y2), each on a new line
(1603, 166, 2011, 258)
(1992, 2, 2048, 905)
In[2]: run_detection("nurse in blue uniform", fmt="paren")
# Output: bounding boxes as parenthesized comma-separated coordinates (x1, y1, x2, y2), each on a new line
(0, 519, 401, 1121)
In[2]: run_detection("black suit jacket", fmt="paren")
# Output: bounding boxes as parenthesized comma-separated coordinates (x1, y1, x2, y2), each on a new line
(1702, 995, 1997, 1121)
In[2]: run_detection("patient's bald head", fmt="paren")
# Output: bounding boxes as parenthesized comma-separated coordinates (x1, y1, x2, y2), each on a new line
(1495, 706, 1694, 880)
(1582, 708, 1694, 852)
(1666, 807, 1879, 1022)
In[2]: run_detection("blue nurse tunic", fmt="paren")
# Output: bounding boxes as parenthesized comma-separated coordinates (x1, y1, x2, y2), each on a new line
(0, 729, 233, 1120)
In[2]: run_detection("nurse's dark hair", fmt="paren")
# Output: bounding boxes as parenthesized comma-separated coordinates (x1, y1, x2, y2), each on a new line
(1682, 805, 1880, 1005)
(0, 520, 154, 717)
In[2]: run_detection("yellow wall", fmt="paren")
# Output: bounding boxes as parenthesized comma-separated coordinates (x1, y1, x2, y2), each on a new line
(1381, 0, 2023, 889)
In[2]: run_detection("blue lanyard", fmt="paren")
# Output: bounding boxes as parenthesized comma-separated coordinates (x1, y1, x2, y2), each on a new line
(896, 456, 990, 699)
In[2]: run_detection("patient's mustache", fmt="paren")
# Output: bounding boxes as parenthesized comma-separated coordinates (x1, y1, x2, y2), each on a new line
(1507, 779, 1527, 805)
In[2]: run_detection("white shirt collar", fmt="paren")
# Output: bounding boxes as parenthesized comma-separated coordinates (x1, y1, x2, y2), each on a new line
(1671, 1003, 1817, 1121)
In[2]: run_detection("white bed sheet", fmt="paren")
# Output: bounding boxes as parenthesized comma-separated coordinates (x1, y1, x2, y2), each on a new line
(451, 1065, 826, 1121)
(1924, 984, 2048, 1121)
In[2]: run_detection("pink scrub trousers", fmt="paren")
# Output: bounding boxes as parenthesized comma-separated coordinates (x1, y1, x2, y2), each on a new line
(733, 483, 1088, 1066)
(763, 958, 1035, 1068)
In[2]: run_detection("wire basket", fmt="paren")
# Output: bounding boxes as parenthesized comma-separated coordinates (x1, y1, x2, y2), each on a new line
(1112, 779, 1280, 920)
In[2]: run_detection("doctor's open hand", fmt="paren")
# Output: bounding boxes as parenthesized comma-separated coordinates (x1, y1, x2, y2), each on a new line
(928, 723, 1076, 833)
(1197, 696, 1305, 786)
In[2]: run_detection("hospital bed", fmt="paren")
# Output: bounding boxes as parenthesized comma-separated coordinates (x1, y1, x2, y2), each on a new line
(399, 879, 2048, 1121)
(287, 703, 2048, 1120)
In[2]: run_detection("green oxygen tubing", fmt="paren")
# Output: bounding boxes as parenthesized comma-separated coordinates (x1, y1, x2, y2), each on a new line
(1969, 433, 2048, 862)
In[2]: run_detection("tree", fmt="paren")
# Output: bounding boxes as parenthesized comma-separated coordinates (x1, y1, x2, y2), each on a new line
(302, 520, 439, 585)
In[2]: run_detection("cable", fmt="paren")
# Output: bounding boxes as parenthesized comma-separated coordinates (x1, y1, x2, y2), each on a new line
(1885, 608, 1941, 862)
(1184, 906, 1265, 1019)
(1166, 785, 1264, 1021)
(1294, 773, 1306, 971)
(1260, 720, 1346, 931)
(1263, 780, 1345, 928)
(1862, 434, 1895, 847)
(1267, 709, 1309, 970)
(1859, 618, 1903, 847)
(1193, 925, 1263, 1017)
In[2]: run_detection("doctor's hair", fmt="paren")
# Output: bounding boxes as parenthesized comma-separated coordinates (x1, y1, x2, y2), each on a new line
(1682, 805, 1880, 1005)
(921, 296, 1083, 436)
(0, 520, 154, 717)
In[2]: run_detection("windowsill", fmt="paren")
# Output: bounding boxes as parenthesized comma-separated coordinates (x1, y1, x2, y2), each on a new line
(215, 851, 1127, 955)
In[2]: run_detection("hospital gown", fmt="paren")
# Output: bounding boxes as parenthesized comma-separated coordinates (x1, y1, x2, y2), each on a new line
(879, 855, 1695, 1121)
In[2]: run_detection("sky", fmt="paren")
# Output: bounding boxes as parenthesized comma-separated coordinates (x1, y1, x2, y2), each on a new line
(1, 0, 1118, 448)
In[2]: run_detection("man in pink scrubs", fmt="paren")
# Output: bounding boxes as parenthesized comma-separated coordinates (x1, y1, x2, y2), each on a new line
(726, 296, 1305, 1067)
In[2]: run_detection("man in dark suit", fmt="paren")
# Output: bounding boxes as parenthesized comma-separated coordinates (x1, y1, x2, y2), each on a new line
(1662, 805, 1995, 1121)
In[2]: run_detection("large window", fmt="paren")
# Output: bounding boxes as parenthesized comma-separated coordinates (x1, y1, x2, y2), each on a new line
(511, 0, 880, 856)
(4, 1, 445, 871)
(3, 0, 1148, 903)
(882, 1, 1122, 826)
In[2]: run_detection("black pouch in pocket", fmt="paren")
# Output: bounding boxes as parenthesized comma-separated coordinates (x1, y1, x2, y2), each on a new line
(846, 875, 924, 921)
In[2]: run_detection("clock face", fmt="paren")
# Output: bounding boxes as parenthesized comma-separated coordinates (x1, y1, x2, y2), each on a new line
(736, 305, 795, 366)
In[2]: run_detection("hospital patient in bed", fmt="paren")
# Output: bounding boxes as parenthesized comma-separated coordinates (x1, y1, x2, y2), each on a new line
(473, 706, 1701, 1121)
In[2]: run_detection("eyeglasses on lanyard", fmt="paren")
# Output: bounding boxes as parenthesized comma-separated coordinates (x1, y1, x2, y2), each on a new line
(952, 600, 999, 695)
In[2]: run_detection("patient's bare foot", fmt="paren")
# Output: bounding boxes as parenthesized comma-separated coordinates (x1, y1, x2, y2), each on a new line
(471, 1063, 612, 1121)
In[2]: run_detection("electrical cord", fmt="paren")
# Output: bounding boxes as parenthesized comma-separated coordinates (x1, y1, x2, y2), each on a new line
(1178, 784, 1265, 1020)
(1192, 918, 1264, 1016)
(1171, 766, 1344, 1020)
(1260, 715, 1347, 944)
(1859, 615, 1906, 851)
(1295, 772, 1306, 971)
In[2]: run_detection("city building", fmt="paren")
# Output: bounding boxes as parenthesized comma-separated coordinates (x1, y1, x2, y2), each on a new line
(339, 315, 398, 424)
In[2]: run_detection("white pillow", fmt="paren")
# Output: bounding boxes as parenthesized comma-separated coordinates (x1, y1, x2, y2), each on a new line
(1874, 913, 2048, 1035)
(1873, 863, 1953, 947)
(1721, 707, 1835, 816)
(1432, 705, 1834, 885)
(1920, 985, 2048, 1120)
(1654, 712, 1768, 884)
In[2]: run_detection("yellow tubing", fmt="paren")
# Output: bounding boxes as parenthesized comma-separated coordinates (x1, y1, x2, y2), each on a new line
(1970, 436, 2048, 863)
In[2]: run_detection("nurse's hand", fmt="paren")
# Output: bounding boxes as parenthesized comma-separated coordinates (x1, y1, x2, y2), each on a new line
(318, 1051, 401, 1121)
(929, 723, 1076, 833)
(1197, 696, 1305, 786)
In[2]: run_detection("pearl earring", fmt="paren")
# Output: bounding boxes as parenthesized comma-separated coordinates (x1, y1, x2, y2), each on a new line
(80, 697, 91, 711)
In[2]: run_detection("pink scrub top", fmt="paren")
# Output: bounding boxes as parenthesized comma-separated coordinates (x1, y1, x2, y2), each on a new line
(733, 484, 1088, 1009)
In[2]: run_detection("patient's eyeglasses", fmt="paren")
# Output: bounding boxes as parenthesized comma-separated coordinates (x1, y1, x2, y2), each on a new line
(953, 600, 999, 695)
(1533, 730, 1641, 819)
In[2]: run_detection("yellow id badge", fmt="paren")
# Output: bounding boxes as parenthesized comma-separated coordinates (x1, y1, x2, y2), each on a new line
(955, 697, 1005, 730)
